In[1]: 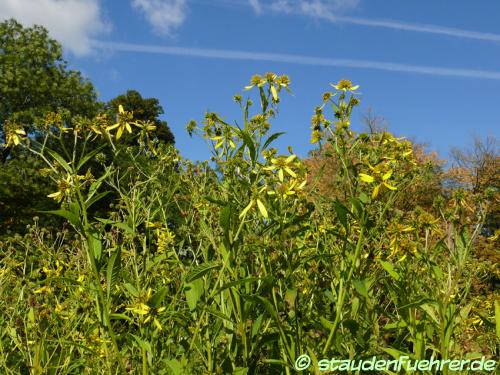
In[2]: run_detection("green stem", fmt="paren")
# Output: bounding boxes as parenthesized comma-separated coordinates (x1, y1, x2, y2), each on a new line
(323, 226, 364, 355)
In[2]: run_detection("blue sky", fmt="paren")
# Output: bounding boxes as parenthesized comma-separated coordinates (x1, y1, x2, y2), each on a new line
(1, 0, 499, 162)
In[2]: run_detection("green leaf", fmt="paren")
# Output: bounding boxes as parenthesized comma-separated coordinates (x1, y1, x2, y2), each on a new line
(495, 300, 500, 340)
(114, 222, 135, 236)
(203, 195, 226, 206)
(212, 277, 266, 297)
(219, 205, 231, 233)
(185, 261, 221, 283)
(285, 288, 297, 307)
(320, 317, 334, 330)
(263, 131, 285, 150)
(353, 279, 369, 299)
(185, 278, 204, 311)
(95, 218, 134, 236)
(240, 130, 256, 162)
(110, 313, 133, 322)
(251, 313, 264, 338)
(47, 149, 72, 173)
(41, 209, 81, 229)
(420, 303, 439, 324)
(87, 230, 102, 263)
(165, 359, 184, 375)
(130, 334, 152, 354)
(381, 347, 413, 360)
(333, 200, 350, 230)
(85, 191, 110, 210)
(77, 144, 106, 170)
(150, 287, 168, 308)
(383, 321, 408, 330)
(106, 247, 121, 299)
(123, 283, 139, 298)
(379, 260, 400, 281)
(349, 197, 364, 219)
(203, 306, 232, 324)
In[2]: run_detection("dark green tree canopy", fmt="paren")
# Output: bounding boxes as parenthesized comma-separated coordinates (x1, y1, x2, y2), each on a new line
(0, 18, 100, 159)
(107, 90, 175, 145)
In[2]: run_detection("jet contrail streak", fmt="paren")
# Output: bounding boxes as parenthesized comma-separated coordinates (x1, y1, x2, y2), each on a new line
(91, 40, 500, 80)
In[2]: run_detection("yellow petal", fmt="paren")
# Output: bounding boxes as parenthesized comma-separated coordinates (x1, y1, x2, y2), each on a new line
(382, 170, 393, 181)
(239, 200, 255, 219)
(256, 199, 268, 219)
(278, 169, 284, 182)
(153, 318, 162, 330)
(106, 123, 120, 130)
(116, 125, 124, 140)
(383, 182, 397, 190)
(285, 154, 297, 163)
(118, 104, 124, 114)
(270, 85, 278, 101)
(371, 184, 380, 199)
(359, 173, 374, 183)
(284, 167, 296, 178)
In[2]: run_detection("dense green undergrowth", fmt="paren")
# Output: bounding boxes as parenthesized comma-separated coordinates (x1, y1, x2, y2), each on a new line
(0, 74, 498, 374)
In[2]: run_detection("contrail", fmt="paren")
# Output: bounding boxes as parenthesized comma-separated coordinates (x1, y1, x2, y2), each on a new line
(91, 40, 500, 80)
(232, 0, 500, 43)
(331, 15, 500, 42)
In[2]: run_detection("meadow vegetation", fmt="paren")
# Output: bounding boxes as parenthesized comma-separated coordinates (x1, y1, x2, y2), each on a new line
(0, 19, 498, 375)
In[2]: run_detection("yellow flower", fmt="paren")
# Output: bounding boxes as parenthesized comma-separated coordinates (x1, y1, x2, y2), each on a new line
(55, 303, 69, 320)
(147, 221, 163, 229)
(5, 127, 26, 147)
(34, 285, 52, 294)
(239, 198, 268, 219)
(268, 179, 307, 200)
(310, 130, 322, 144)
(126, 303, 150, 315)
(359, 164, 397, 199)
(134, 119, 156, 132)
(263, 154, 298, 182)
(331, 79, 359, 92)
(244, 74, 265, 90)
(106, 105, 134, 140)
(47, 175, 73, 203)
(156, 227, 175, 252)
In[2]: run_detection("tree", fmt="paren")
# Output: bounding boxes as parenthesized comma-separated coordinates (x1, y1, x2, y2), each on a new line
(448, 135, 499, 235)
(0, 18, 101, 231)
(106, 90, 175, 145)
(448, 135, 499, 193)
(0, 18, 100, 162)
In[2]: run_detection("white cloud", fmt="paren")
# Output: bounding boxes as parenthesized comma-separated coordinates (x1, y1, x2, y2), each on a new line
(300, 0, 360, 15)
(252, 0, 360, 15)
(0, 0, 110, 56)
(248, 0, 262, 14)
(132, 0, 187, 35)
(251, 0, 500, 43)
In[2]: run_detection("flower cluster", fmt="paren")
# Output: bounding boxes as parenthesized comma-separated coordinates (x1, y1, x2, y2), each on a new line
(3, 120, 26, 148)
(125, 288, 166, 330)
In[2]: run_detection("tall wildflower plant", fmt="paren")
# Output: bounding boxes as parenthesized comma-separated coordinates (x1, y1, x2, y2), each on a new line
(8, 105, 162, 372)
(0, 74, 496, 374)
